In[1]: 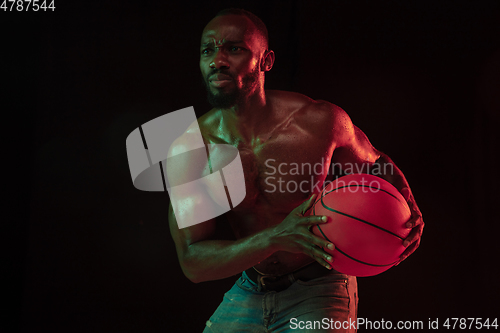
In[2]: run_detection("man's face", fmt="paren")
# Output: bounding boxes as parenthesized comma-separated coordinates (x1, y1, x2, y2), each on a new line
(200, 15, 266, 108)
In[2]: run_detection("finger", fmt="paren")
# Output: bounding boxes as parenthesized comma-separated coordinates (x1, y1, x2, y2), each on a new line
(399, 237, 421, 263)
(405, 214, 423, 228)
(303, 215, 328, 226)
(303, 242, 334, 269)
(403, 223, 424, 247)
(405, 200, 423, 227)
(299, 193, 318, 215)
(400, 187, 411, 201)
(308, 232, 335, 251)
(316, 257, 333, 270)
(405, 201, 423, 227)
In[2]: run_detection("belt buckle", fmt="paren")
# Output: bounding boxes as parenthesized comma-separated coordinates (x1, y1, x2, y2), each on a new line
(257, 274, 278, 292)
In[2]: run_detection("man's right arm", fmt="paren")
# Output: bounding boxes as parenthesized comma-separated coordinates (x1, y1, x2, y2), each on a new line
(167, 132, 334, 283)
(167, 131, 280, 282)
(169, 201, 277, 283)
(168, 195, 332, 283)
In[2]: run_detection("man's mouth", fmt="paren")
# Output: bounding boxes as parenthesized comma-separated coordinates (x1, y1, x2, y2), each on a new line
(209, 73, 233, 88)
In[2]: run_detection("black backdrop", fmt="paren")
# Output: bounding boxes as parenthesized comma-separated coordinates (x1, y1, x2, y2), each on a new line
(5, 0, 500, 332)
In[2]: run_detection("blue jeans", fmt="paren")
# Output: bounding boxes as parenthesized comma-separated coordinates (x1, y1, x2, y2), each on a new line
(203, 271, 358, 332)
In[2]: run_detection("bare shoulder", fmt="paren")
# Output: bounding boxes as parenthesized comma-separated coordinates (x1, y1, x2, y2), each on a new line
(168, 120, 203, 156)
(167, 114, 212, 186)
(169, 108, 219, 153)
(267, 90, 352, 134)
(312, 99, 354, 135)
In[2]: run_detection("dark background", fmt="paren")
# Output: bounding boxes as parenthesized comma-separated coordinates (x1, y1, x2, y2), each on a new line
(4, 0, 500, 332)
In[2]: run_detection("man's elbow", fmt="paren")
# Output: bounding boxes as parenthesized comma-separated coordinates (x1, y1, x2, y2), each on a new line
(181, 268, 203, 284)
(179, 256, 206, 284)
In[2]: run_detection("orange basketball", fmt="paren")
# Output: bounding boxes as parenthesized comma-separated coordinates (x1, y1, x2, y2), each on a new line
(310, 174, 411, 277)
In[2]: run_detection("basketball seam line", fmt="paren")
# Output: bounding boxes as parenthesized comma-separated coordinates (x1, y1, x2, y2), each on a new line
(325, 184, 406, 206)
(321, 203, 405, 240)
(316, 225, 398, 267)
(334, 244, 397, 267)
(320, 188, 406, 240)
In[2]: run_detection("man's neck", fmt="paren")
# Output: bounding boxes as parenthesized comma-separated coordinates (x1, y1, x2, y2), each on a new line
(214, 88, 272, 144)
(222, 88, 269, 123)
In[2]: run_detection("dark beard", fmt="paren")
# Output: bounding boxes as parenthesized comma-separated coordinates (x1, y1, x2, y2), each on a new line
(206, 85, 238, 109)
(203, 67, 260, 108)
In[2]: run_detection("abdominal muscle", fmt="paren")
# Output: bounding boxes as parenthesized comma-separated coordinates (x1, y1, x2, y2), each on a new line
(226, 202, 317, 276)
(254, 252, 315, 276)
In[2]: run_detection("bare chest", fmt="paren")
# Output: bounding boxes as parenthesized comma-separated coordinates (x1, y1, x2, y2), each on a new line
(201, 106, 336, 239)
(216, 124, 335, 216)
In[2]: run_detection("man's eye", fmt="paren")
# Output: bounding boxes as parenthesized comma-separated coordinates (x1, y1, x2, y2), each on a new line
(201, 48, 212, 55)
(230, 46, 242, 52)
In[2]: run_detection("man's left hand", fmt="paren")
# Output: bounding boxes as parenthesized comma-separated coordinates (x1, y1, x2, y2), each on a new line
(397, 187, 424, 264)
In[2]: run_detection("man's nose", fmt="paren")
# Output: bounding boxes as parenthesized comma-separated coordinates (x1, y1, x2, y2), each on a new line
(210, 49, 229, 69)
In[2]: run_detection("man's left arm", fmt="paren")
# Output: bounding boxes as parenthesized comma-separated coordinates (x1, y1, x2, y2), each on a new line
(370, 153, 424, 263)
(326, 102, 424, 263)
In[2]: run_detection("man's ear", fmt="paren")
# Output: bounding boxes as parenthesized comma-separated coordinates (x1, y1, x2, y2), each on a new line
(260, 50, 275, 72)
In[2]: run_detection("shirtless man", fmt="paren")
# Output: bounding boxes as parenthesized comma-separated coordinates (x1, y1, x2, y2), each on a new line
(167, 8, 423, 333)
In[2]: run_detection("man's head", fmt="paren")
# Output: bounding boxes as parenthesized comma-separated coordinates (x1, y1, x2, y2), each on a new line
(214, 8, 269, 50)
(200, 9, 274, 109)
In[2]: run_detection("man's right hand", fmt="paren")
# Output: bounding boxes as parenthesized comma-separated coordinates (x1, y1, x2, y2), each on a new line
(270, 194, 335, 270)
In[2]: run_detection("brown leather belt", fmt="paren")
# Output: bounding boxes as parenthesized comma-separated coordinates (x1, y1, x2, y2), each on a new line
(244, 262, 338, 292)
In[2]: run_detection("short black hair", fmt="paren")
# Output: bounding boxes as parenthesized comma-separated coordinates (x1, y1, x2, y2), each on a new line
(215, 8, 269, 49)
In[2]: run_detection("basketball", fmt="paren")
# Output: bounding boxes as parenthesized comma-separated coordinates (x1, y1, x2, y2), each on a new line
(310, 173, 411, 277)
